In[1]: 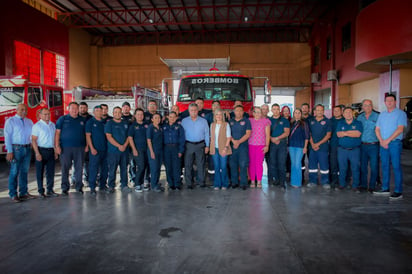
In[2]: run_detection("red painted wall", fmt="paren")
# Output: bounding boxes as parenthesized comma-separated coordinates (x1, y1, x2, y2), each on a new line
(310, 0, 376, 90)
(0, 1, 69, 88)
(355, 0, 412, 67)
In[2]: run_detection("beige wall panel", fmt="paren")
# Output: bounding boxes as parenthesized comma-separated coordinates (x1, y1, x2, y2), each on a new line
(295, 88, 311, 107)
(158, 44, 230, 58)
(400, 69, 412, 110)
(93, 43, 311, 90)
(69, 29, 91, 89)
(351, 78, 379, 107)
(337, 84, 351, 106)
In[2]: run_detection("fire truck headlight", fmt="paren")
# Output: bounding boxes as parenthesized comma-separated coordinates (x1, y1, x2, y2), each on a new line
(0, 129, 4, 137)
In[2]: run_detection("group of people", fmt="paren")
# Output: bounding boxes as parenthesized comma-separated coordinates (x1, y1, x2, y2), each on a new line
(5, 94, 407, 203)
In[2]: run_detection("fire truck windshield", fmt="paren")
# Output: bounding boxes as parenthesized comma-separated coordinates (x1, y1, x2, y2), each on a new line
(0, 87, 24, 106)
(178, 76, 252, 102)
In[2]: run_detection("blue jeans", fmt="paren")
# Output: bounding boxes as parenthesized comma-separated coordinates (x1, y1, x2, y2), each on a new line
(88, 150, 108, 190)
(289, 147, 304, 187)
(380, 140, 403, 193)
(8, 145, 31, 198)
(338, 147, 360, 188)
(36, 147, 55, 194)
(164, 144, 182, 187)
(107, 152, 128, 189)
(148, 149, 163, 190)
(269, 141, 287, 183)
(360, 143, 379, 190)
(229, 145, 249, 186)
(212, 152, 228, 188)
(309, 149, 329, 185)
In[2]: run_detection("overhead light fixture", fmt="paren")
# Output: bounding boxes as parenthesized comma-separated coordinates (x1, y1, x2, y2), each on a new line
(244, 17, 248, 22)
(149, 19, 153, 24)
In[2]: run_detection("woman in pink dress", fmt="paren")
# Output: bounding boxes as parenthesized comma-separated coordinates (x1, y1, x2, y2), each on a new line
(248, 107, 271, 188)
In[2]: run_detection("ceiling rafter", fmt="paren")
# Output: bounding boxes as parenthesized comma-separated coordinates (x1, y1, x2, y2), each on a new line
(57, 3, 318, 29)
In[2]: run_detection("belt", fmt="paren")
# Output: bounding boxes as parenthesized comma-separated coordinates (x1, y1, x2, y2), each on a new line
(362, 142, 378, 145)
(340, 146, 359, 150)
(186, 140, 205, 145)
(39, 147, 54, 150)
(12, 144, 31, 147)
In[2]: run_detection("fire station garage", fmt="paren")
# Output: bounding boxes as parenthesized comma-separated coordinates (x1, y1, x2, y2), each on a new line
(0, 0, 412, 273)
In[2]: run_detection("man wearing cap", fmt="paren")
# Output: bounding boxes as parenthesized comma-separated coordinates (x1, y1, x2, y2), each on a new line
(55, 102, 87, 195)
(32, 108, 59, 198)
(101, 104, 113, 123)
(121, 101, 133, 124)
(86, 105, 108, 195)
(5, 104, 34, 202)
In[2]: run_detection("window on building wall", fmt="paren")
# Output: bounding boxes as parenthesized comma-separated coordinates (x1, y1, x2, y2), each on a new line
(314, 45, 320, 66)
(315, 88, 331, 110)
(342, 23, 351, 52)
(326, 37, 332, 60)
(14, 41, 41, 83)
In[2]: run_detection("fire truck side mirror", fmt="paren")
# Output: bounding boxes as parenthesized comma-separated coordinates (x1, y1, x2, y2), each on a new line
(263, 79, 272, 104)
(162, 81, 168, 107)
(264, 94, 271, 104)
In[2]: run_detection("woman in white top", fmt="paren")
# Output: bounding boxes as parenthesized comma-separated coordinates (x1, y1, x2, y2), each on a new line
(209, 109, 232, 190)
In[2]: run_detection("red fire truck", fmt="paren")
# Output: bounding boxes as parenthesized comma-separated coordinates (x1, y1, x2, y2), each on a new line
(0, 75, 64, 154)
(162, 69, 271, 116)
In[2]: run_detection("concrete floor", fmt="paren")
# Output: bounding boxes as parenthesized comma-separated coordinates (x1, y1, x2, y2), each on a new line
(0, 151, 411, 274)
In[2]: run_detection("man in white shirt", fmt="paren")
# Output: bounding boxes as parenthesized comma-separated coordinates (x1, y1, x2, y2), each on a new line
(4, 104, 34, 202)
(32, 108, 59, 198)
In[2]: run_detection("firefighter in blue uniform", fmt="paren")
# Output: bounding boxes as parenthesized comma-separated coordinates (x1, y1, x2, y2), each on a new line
(337, 107, 363, 190)
(163, 111, 185, 190)
(147, 113, 164, 192)
(308, 104, 332, 189)
(85, 105, 108, 194)
(105, 106, 131, 193)
(229, 105, 251, 190)
(128, 108, 148, 193)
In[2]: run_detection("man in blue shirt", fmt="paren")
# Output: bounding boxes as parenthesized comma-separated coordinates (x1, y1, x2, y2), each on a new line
(337, 107, 363, 191)
(5, 104, 34, 202)
(32, 108, 58, 198)
(76, 102, 93, 188)
(357, 99, 380, 192)
(128, 108, 149, 192)
(269, 103, 290, 188)
(86, 105, 108, 195)
(308, 104, 332, 189)
(229, 105, 251, 190)
(181, 103, 210, 189)
(329, 105, 344, 188)
(374, 94, 407, 199)
(163, 111, 185, 190)
(180, 97, 212, 119)
(105, 106, 131, 193)
(301, 102, 313, 184)
(55, 102, 87, 195)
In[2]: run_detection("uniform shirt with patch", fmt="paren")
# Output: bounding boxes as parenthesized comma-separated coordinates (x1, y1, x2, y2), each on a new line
(85, 117, 107, 152)
(309, 117, 332, 152)
(229, 117, 251, 149)
(269, 116, 290, 138)
(56, 114, 86, 147)
(104, 119, 129, 153)
(146, 124, 163, 152)
(163, 122, 185, 154)
(337, 120, 363, 148)
(128, 121, 148, 150)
